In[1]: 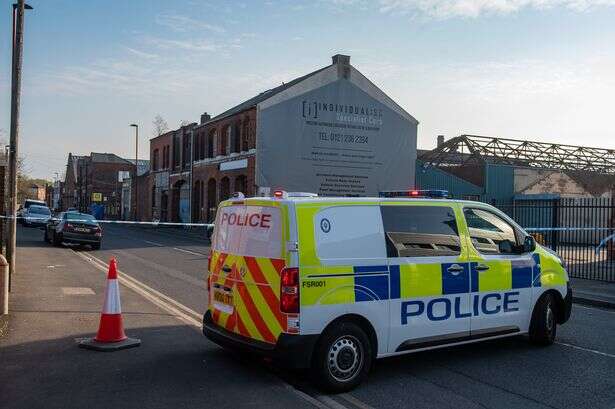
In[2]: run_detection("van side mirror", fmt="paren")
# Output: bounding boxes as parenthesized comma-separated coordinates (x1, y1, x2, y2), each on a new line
(523, 235, 536, 253)
(498, 239, 514, 254)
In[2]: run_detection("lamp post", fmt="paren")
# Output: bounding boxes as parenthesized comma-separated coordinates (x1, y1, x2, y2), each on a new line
(6, 1, 32, 290)
(130, 124, 139, 221)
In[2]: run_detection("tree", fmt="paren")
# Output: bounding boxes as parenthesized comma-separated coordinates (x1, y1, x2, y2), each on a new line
(152, 114, 169, 137)
(179, 120, 191, 127)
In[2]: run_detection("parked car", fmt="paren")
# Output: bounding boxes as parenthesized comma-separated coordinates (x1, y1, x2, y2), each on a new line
(44, 212, 102, 250)
(18, 199, 47, 222)
(22, 205, 52, 227)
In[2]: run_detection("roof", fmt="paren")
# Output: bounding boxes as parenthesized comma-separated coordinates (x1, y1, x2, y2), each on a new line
(90, 152, 133, 164)
(203, 65, 331, 125)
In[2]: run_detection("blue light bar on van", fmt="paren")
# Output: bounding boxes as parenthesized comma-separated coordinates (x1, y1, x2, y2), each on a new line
(379, 189, 451, 199)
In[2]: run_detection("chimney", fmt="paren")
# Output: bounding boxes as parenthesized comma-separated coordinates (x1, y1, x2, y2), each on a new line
(332, 54, 351, 79)
(437, 135, 445, 147)
(200, 112, 211, 125)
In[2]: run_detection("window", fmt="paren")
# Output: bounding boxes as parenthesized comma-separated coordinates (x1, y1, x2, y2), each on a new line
(463, 207, 518, 255)
(315, 206, 386, 260)
(152, 149, 159, 171)
(381, 205, 461, 257)
(212, 205, 282, 259)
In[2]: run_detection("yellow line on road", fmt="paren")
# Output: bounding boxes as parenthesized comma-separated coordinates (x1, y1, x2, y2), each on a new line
(72, 250, 202, 328)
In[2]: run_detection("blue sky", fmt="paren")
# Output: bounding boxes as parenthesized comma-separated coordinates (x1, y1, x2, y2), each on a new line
(1, 0, 614, 179)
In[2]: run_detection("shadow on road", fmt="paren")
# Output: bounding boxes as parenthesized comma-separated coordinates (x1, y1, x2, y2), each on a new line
(0, 325, 305, 409)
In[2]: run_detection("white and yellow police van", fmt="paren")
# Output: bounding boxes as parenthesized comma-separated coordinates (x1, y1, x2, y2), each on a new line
(203, 190, 572, 392)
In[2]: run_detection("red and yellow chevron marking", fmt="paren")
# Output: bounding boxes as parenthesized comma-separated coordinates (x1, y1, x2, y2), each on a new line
(208, 250, 287, 344)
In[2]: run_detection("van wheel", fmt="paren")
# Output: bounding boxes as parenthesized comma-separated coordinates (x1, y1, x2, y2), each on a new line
(529, 293, 556, 346)
(311, 322, 372, 393)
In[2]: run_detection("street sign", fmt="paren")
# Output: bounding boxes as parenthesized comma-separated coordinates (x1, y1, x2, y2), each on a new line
(92, 192, 102, 202)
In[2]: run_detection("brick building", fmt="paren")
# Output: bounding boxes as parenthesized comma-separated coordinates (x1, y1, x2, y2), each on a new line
(144, 54, 418, 223)
(62, 152, 143, 219)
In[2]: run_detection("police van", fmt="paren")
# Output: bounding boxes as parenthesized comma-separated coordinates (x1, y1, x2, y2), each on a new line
(203, 190, 572, 392)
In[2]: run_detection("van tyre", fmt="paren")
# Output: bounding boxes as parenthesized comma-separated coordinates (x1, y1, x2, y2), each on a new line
(311, 322, 372, 393)
(529, 293, 556, 346)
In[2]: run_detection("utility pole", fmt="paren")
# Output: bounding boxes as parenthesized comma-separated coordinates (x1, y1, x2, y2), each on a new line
(130, 124, 139, 221)
(6, 1, 32, 288)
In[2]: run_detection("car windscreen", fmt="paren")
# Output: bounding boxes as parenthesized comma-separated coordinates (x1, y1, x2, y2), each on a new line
(29, 206, 51, 215)
(66, 213, 97, 223)
(212, 205, 282, 259)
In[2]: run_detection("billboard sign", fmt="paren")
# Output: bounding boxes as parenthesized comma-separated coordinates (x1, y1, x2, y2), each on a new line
(256, 78, 416, 196)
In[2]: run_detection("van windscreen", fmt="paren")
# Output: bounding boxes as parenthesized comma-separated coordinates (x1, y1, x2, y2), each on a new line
(212, 205, 282, 259)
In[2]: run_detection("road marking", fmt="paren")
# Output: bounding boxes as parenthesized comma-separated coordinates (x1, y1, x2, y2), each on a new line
(315, 395, 352, 409)
(143, 240, 164, 247)
(62, 287, 95, 295)
(556, 341, 615, 359)
(338, 393, 375, 409)
(72, 251, 201, 327)
(173, 247, 208, 257)
(71, 249, 359, 409)
(574, 304, 615, 314)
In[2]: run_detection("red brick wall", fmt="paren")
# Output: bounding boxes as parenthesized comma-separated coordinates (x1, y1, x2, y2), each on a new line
(88, 161, 134, 219)
(141, 108, 257, 223)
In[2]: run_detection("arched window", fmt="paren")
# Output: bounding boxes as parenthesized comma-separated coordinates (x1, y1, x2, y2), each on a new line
(242, 118, 250, 151)
(231, 122, 241, 154)
(220, 177, 230, 201)
(206, 178, 217, 222)
(207, 130, 215, 158)
(234, 175, 247, 195)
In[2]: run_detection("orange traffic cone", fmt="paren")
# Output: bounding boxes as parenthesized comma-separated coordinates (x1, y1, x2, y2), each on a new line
(79, 258, 141, 351)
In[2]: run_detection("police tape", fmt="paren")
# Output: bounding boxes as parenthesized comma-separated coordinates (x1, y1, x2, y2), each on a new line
(0, 215, 213, 228)
(525, 227, 615, 232)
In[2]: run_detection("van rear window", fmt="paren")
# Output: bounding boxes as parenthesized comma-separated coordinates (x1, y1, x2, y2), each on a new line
(212, 205, 282, 259)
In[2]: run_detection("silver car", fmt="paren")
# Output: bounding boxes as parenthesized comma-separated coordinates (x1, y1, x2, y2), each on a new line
(22, 205, 52, 227)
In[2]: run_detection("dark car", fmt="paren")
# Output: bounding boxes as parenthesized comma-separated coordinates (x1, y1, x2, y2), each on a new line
(44, 212, 102, 250)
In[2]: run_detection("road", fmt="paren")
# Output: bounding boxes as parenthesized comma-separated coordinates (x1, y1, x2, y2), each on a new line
(14, 224, 615, 409)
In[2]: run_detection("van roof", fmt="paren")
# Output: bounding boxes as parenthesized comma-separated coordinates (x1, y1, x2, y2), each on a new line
(233, 196, 487, 206)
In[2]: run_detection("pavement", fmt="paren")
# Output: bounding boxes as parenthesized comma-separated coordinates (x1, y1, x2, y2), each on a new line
(570, 277, 615, 309)
(2, 225, 615, 409)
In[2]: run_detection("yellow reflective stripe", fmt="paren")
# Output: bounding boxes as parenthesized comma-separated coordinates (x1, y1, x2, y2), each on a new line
(255, 258, 281, 299)
(302, 265, 353, 275)
(296, 206, 321, 267)
(478, 260, 512, 291)
(242, 279, 283, 336)
(400, 263, 442, 297)
(537, 252, 567, 286)
(234, 287, 263, 341)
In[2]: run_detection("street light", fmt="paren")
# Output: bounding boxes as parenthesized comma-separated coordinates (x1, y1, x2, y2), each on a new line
(6, 1, 33, 297)
(130, 124, 139, 221)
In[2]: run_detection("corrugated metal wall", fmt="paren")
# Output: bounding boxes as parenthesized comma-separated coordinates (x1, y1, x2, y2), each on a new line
(416, 161, 516, 203)
(415, 161, 483, 199)
(484, 164, 515, 204)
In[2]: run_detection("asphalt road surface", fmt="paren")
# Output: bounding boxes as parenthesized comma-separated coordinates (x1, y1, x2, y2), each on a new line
(18, 224, 615, 409)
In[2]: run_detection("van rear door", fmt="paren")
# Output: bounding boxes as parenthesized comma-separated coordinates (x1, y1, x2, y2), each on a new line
(209, 203, 288, 344)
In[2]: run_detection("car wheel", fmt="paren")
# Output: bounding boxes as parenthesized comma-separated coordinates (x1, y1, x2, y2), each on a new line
(529, 293, 557, 346)
(311, 321, 372, 393)
(53, 232, 62, 247)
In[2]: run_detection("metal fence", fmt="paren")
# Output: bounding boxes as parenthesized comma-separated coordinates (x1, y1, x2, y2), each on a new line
(494, 197, 615, 282)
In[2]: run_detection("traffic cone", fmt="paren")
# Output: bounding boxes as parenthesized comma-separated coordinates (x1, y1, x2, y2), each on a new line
(79, 258, 141, 351)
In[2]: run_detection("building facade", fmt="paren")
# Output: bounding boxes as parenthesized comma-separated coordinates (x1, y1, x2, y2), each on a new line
(62, 152, 145, 219)
(142, 54, 418, 223)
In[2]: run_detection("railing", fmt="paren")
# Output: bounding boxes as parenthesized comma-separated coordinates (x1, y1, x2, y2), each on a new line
(494, 197, 615, 282)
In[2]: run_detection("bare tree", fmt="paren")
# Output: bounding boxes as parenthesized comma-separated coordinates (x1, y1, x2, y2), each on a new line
(152, 114, 169, 137)
(179, 119, 191, 127)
